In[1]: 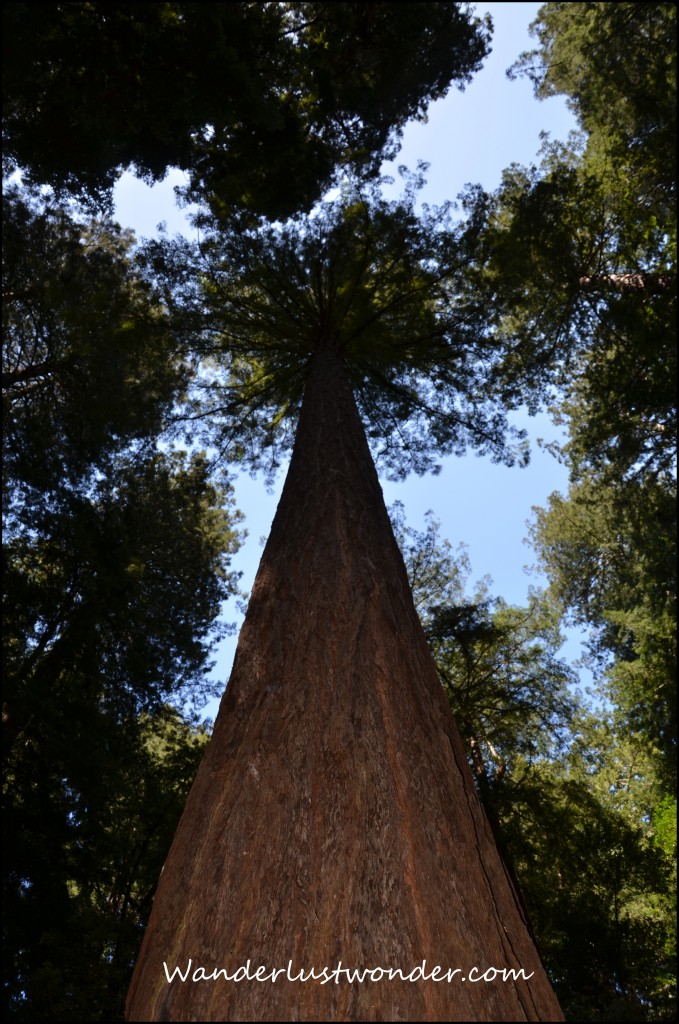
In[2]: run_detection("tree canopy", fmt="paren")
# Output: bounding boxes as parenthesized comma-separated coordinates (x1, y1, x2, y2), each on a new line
(510, 2, 676, 198)
(3, 186, 242, 737)
(145, 174, 533, 484)
(2, 188, 244, 1020)
(463, 2, 675, 455)
(2, 2, 490, 219)
(458, 1, 676, 788)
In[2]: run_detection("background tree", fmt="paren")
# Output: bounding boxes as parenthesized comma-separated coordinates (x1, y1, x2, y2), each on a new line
(460, 1, 675, 444)
(390, 501, 575, 802)
(529, 476, 676, 793)
(2, 185, 242, 747)
(458, 0, 676, 787)
(2, 185, 182, 498)
(4, 708, 210, 1022)
(511, 2, 676, 203)
(2, 186, 244, 1021)
(2, 2, 490, 219)
(438, 5, 677, 1016)
(394, 506, 676, 1021)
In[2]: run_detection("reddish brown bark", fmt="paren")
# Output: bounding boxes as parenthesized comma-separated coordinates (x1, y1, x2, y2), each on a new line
(578, 272, 675, 293)
(126, 348, 563, 1021)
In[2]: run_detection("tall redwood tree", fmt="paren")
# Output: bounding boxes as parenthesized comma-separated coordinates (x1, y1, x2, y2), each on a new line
(126, 187, 564, 1021)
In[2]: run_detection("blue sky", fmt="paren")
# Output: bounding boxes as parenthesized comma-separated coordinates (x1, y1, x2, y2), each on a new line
(113, 3, 585, 714)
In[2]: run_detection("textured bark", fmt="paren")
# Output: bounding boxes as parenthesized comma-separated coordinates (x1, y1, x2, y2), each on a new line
(126, 349, 563, 1022)
(578, 272, 675, 293)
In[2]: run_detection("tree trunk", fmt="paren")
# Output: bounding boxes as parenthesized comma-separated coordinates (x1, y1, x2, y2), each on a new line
(126, 348, 563, 1022)
(578, 272, 675, 293)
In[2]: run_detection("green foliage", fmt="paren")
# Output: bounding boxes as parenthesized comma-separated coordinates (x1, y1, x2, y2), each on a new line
(3, 449, 242, 739)
(511, 3, 676, 198)
(3, 706, 210, 1022)
(148, 176, 531, 482)
(391, 502, 576, 784)
(3, 184, 185, 493)
(3, 185, 243, 729)
(430, 595, 576, 774)
(2, 187, 243, 1019)
(461, 2, 676, 475)
(530, 474, 677, 791)
(2, 2, 490, 219)
(396, 507, 676, 1021)
(530, 716, 677, 1022)
(388, 499, 471, 615)
(458, 146, 676, 460)
(458, 1, 676, 795)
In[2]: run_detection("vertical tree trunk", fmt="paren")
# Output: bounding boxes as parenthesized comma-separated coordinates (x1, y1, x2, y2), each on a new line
(126, 349, 563, 1022)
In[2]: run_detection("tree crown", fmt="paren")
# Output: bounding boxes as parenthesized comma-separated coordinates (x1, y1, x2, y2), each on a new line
(149, 176, 531, 481)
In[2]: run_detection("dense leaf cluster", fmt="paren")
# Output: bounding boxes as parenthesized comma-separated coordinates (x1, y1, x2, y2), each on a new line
(2, 2, 490, 219)
(2, 189, 243, 1020)
(460, 2, 676, 793)
(510, 2, 676, 199)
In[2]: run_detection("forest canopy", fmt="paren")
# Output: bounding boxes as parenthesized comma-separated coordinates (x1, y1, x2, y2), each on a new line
(2, 3, 676, 1021)
(2, 2, 490, 218)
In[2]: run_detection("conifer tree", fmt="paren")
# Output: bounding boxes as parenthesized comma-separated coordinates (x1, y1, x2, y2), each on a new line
(126, 183, 563, 1021)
